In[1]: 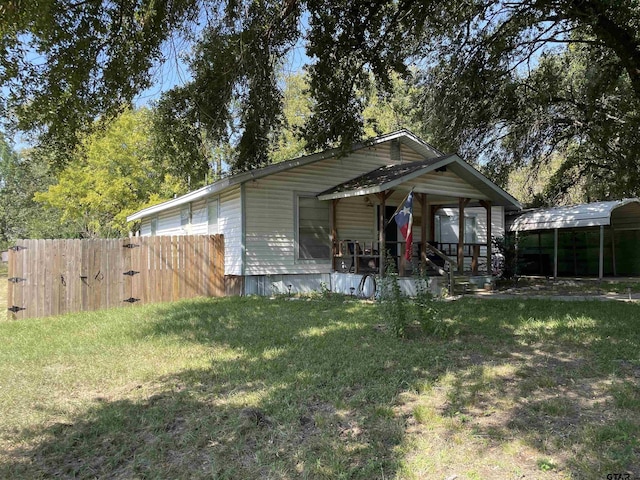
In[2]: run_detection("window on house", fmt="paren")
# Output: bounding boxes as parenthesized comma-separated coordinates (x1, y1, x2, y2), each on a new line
(464, 216, 478, 243)
(435, 214, 477, 243)
(297, 196, 331, 260)
(150, 217, 158, 236)
(180, 204, 191, 233)
(207, 198, 218, 234)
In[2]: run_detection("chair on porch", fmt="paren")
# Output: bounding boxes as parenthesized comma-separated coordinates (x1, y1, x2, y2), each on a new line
(344, 240, 379, 273)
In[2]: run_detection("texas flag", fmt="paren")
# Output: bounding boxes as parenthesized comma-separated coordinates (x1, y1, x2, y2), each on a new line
(393, 191, 414, 260)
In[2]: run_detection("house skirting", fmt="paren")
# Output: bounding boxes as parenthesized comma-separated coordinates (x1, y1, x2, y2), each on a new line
(243, 273, 447, 297)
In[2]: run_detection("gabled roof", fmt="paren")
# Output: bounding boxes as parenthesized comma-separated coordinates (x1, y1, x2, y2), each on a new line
(317, 154, 522, 209)
(508, 198, 640, 231)
(127, 129, 443, 222)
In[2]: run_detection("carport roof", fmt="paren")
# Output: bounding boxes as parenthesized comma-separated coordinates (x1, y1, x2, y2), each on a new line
(509, 199, 640, 232)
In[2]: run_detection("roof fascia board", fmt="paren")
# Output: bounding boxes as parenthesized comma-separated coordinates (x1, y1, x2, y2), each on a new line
(127, 178, 233, 221)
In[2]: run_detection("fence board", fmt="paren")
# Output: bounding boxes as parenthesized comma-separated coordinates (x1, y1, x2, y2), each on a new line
(41, 241, 49, 318)
(6, 235, 225, 320)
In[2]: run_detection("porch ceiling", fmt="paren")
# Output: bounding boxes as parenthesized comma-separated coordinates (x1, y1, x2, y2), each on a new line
(316, 154, 521, 209)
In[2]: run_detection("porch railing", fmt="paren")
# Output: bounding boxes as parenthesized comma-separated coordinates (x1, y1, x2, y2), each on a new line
(333, 240, 490, 277)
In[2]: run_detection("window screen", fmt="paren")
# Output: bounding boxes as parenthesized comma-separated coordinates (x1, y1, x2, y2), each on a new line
(298, 196, 330, 260)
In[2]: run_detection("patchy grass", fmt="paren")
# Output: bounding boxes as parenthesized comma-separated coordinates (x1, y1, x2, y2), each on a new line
(0, 296, 639, 479)
(497, 276, 640, 295)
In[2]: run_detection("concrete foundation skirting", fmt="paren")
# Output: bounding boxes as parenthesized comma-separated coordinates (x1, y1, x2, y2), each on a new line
(243, 273, 446, 297)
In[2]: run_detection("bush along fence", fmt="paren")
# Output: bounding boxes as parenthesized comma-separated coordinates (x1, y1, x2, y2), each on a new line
(6, 235, 225, 320)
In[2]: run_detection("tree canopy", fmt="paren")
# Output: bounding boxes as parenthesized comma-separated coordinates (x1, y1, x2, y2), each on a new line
(0, 135, 79, 249)
(2, 0, 640, 202)
(35, 109, 186, 237)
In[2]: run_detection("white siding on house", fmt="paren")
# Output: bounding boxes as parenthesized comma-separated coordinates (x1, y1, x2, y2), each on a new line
(157, 208, 184, 236)
(190, 199, 208, 235)
(336, 197, 375, 242)
(207, 197, 219, 234)
(244, 143, 415, 275)
(140, 218, 152, 236)
(400, 143, 430, 163)
(219, 186, 242, 276)
(407, 170, 490, 201)
(130, 133, 513, 281)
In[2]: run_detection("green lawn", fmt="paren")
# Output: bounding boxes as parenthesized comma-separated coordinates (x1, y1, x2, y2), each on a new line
(0, 263, 7, 309)
(1, 295, 639, 479)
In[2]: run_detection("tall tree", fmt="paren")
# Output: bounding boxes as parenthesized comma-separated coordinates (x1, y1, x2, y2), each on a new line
(2, 0, 640, 197)
(0, 135, 79, 249)
(35, 109, 186, 237)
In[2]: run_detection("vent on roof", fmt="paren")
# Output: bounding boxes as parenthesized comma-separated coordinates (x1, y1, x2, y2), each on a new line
(390, 139, 401, 162)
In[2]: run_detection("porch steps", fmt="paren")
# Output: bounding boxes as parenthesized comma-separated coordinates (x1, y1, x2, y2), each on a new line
(452, 275, 493, 295)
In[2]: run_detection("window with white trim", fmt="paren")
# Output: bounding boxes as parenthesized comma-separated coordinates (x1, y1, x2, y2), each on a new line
(297, 196, 331, 260)
(150, 217, 158, 236)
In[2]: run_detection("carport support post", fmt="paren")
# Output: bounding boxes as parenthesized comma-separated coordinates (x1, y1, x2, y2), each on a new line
(599, 225, 604, 280)
(553, 228, 558, 279)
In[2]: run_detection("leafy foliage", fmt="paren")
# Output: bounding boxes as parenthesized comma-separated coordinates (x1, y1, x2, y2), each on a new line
(3, 0, 640, 199)
(378, 259, 444, 338)
(415, 1, 640, 201)
(35, 109, 185, 237)
(0, 135, 79, 249)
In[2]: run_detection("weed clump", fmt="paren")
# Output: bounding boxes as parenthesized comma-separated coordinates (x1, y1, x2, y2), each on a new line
(377, 258, 446, 338)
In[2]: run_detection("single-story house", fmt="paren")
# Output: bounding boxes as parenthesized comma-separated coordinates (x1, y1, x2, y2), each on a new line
(127, 130, 522, 295)
(507, 198, 640, 279)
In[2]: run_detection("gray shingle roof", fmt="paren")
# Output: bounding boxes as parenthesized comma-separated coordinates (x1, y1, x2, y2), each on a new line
(318, 155, 454, 196)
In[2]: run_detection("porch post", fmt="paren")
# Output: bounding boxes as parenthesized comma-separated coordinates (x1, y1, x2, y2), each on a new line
(379, 194, 385, 276)
(458, 198, 470, 273)
(430, 204, 442, 243)
(599, 225, 604, 280)
(420, 193, 427, 272)
(330, 199, 339, 271)
(377, 190, 394, 276)
(480, 200, 492, 275)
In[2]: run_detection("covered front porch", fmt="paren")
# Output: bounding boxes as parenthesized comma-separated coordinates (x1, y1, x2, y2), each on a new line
(317, 154, 521, 280)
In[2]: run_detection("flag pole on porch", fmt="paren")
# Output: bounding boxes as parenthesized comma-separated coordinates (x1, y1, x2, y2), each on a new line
(388, 189, 414, 261)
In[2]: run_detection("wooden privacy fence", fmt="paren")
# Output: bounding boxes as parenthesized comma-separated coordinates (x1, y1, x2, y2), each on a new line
(6, 235, 224, 320)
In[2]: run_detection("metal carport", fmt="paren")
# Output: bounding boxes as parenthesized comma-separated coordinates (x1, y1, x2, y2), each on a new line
(508, 199, 640, 279)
